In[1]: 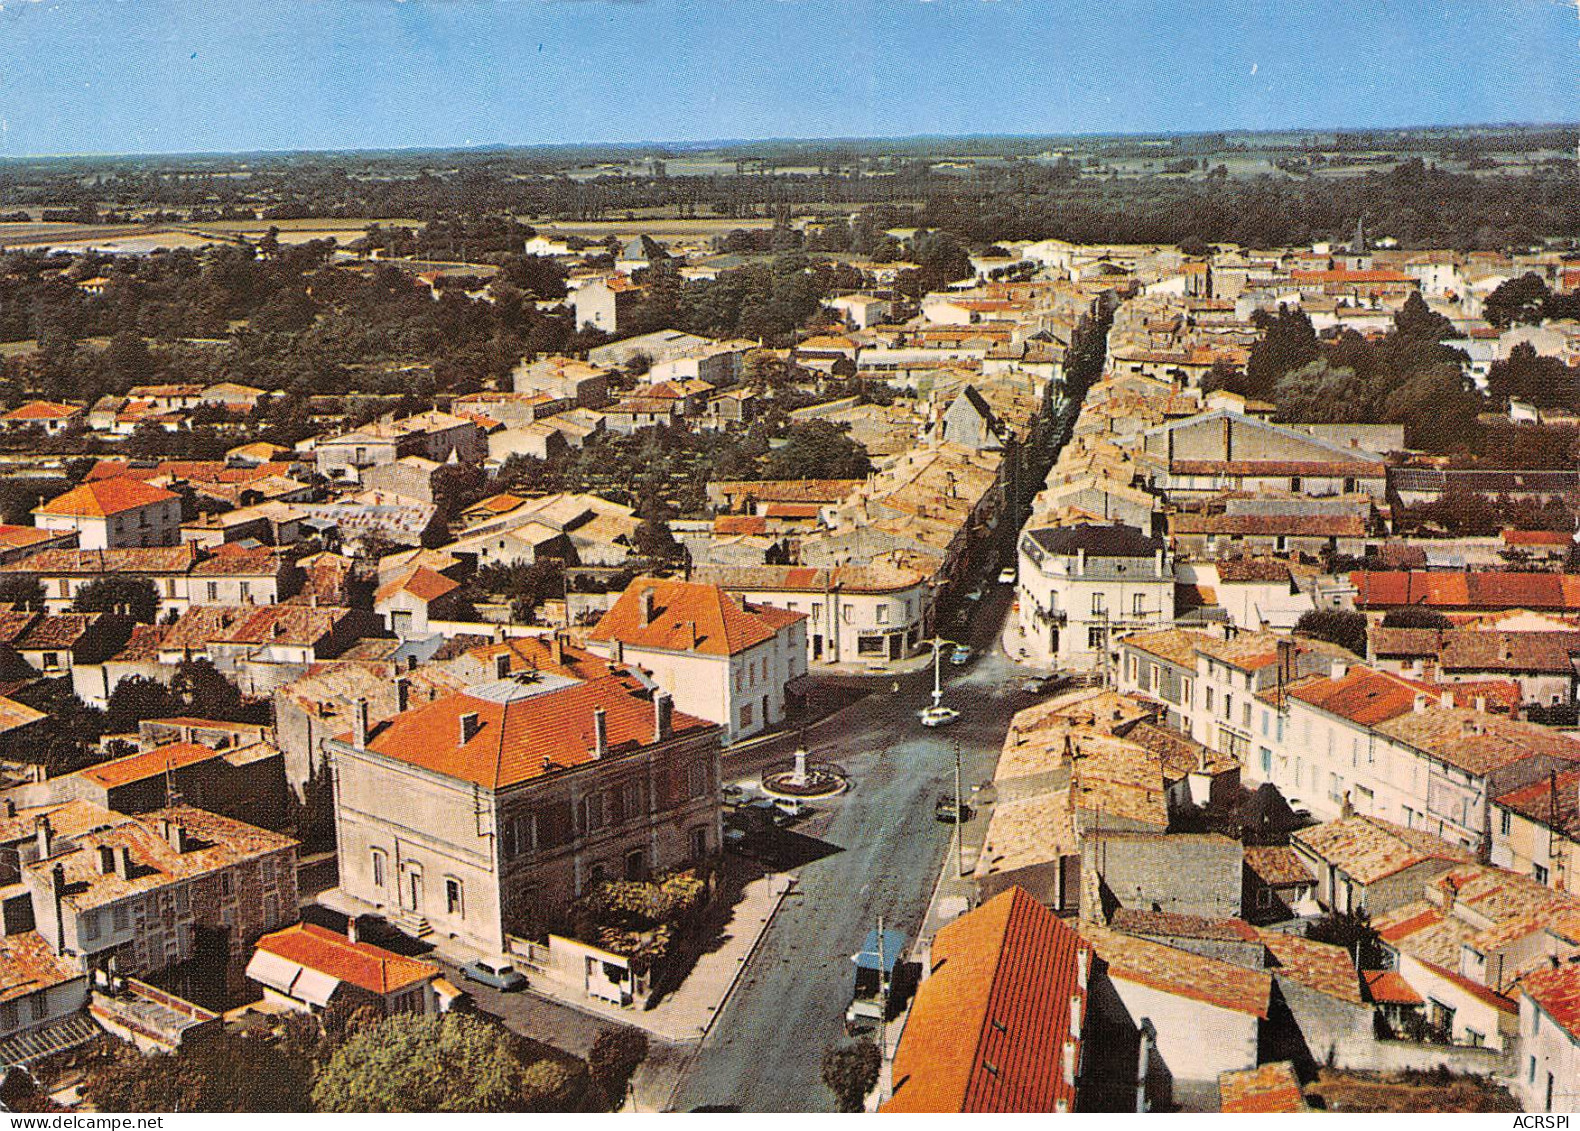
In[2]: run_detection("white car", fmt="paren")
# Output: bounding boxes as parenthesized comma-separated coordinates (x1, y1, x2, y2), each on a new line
(997, 567, 1017, 585)
(919, 705, 962, 728)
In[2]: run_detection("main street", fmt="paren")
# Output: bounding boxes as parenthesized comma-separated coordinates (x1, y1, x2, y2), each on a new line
(666, 586, 1033, 1111)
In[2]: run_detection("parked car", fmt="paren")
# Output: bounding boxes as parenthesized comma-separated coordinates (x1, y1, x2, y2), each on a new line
(949, 644, 973, 666)
(460, 958, 527, 992)
(919, 705, 961, 728)
(997, 567, 1017, 585)
(1019, 673, 1068, 694)
(934, 794, 973, 823)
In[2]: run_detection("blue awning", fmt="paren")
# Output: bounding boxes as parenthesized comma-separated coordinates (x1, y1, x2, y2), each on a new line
(852, 929, 906, 973)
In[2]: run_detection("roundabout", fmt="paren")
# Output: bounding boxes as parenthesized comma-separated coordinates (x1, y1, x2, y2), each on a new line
(760, 746, 849, 800)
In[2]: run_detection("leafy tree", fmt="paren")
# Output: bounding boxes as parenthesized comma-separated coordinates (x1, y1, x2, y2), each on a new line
(83, 1031, 312, 1112)
(821, 1039, 881, 1112)
(1393, 291, 1455, 342)
(1487, 342, 1577, 410)
(1294, 609, 1367, 658)
(312, 1013, 537, 1113)
(586, 1027, 648, 1109)
(0, 573, 46, 612)
(633, 517, 684, 564)
(169, 657, 253, 722)
(103, 675, 180, 735)
(104, 330, 155, 386)
(1271, 359, 1373, 424)
(1380, 607, 1455, 630)
(1483, 272, 1551, 328)
(764, 420, 871, 480)
(1307, 908, 1387, 968)
(74, 575, 160, 623)
(1242, 305, 1319, 400)
(9, 679, 105, 775)
(521, 1059, 580, 1112)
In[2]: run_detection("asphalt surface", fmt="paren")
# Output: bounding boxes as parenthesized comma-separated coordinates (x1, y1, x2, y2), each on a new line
(667, 587, 1031, 1112)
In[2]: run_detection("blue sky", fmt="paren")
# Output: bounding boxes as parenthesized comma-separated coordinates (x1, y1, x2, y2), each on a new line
(0, 0, 1576, 156)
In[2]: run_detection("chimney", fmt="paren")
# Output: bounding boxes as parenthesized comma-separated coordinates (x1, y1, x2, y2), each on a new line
(1329, 658, 1348, 680)
(34, 815, 52, 860)
(2, 798, 13, 819)
(495, 653, 511, 680)
(1413, 692, 1429, 714)
(1440, 690, 1455, 709)
(114, 845, 131, 880)
(1276, 638, 1297, 686)
(407, 653, 418, 672)
(347, 917, 359, 946)
(1075, 547, 1086, 576)
(97, 845, 116, 874)
(551, 632, 565, 667)
(639, 587, 656, 627)
(1473, 695, 1486, 714)
(654, 691, 674, 742)
(165, 821, 188, 853)
(352, 697, 370, 748)
(395, 677, 409, 714)
(1341, 791, 1354, 819)
(593, 707, 608, 759)
(459, 712, 481, 745)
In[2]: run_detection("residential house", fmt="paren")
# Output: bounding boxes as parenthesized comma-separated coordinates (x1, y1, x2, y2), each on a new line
(510, 356, 613, 409)
(246, 922, 443, 1018)
(1491, 768, 1580, 896)
(327, 674, 722, 954)
(1016, 524, 1175, 673)
(570, 277, 644, 334)
(691, 562, 933, 667)
(0, 401, 82, 435)
(33, 479, 182, 550)
(881, 888, 1091, 1114)
(59, 738, 288, 831)
(1241, 845, 1317, 924)
(587, 578, 808, 741)
(21, 804, 299, 1000)
(373, 567, 464, 639)
(1291, 814, 1474, 916)
(1515, 959, 1580, 1113)
(1369, 627, 1580, 710)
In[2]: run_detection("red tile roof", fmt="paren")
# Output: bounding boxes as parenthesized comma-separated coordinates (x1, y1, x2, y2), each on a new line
(1083, 924, 1271, 1019)
(1, 400, 80, 421)
(883, 888, 1089, 1113)
(1363, 970, 1424, 1006)
(1219, 1062, 1306, 1113)
(358, 674, 717, 790)
(1352, 570, 1580, 612)
(77, 741, 223, 789)
(34, 477, 177, 518)
(1281, 665, 1447, 727)
(1519, 959, 1580, 1038)
(374, 565, 460, 604)
(254, 922, 438, 996)
(589, 577, 804, 658)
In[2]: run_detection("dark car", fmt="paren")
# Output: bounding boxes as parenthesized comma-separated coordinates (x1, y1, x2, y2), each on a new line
(934, 794, 973, 823)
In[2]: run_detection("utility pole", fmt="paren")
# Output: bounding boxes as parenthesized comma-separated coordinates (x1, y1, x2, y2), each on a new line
(954, 740, 966, 878)
(875, 914, 890, 1104)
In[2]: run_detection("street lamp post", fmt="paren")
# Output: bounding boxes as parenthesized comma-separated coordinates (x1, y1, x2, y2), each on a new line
(924, 635, 958, 709)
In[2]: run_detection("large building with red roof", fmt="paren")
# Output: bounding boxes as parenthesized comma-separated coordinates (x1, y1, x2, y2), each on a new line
(33, 477, 181, 551)
(589, 577, 808, 741)
(883, 888, 1090, 1113)
(326, 670, 723, 955)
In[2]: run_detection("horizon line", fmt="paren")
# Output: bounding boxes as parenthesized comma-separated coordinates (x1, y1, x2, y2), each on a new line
(3, 119, 1576, 164)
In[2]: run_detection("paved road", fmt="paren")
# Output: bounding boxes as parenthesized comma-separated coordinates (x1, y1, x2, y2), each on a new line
(667, 588, 1030, 1111)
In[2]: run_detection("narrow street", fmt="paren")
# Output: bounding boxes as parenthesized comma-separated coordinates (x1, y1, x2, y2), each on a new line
(666, 587, 1028, 1111)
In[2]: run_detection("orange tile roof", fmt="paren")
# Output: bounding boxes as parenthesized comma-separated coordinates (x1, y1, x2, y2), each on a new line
(883, 888, 1088, 1113)
(465, 636, 622, 684)
(374, 565, 460, 604)
(0, 930, 85, 1006)
(77, 741, 223, 789)
(358, 674, 717, 790)
(1363, 969, 1424, 1006)
(0, 525, 66, 551)
(1, 400, 80, 421)
(34, 477, 177, 518)
(255, 922, 438, 996)
(589, 577, 804, 658)
(1519, 958, 1580, 1038)
(1352, 570, 1580, 613)
(1219, 1062, 1306, 1113)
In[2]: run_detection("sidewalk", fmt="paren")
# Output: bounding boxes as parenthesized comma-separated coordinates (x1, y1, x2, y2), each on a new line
(913, 787, 997, 958)
(523, 870, 796, 1045)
